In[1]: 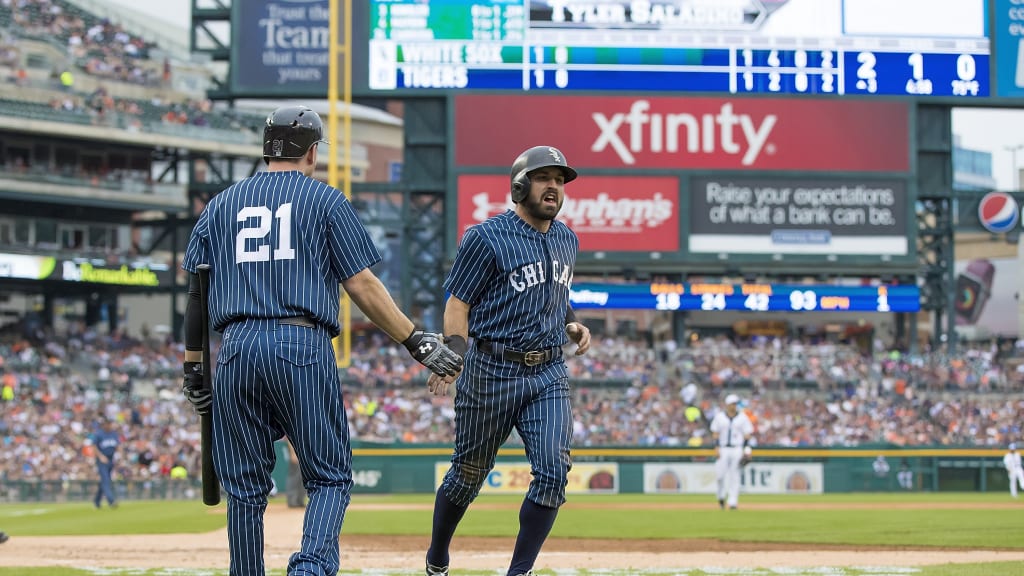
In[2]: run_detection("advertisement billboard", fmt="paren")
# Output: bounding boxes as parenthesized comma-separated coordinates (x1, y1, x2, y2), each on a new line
(642, 462, 824, 495)
(454, 95, 910, 172)
(689, 177, 910, 256)
(456, 174, 679, 253)
(435, 462, 618, 494)
(230, 0, 331, 97)
(0, 253, 173, 287)
(995, 0, 1024, 99)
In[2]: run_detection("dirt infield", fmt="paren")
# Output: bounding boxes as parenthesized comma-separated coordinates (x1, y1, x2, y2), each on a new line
(2, 503, 1023, 571)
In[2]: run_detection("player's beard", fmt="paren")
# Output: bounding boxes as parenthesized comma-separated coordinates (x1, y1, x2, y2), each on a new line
(521, 191, 562, 221)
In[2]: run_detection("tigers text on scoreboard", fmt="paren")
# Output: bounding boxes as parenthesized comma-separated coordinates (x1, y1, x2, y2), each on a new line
(569, 282, 921, 312)
(367, 0, 990, 98)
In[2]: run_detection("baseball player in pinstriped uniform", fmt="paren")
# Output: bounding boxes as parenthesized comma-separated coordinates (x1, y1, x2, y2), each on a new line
(180, 105, 463, 576)
(710, 394, 754, 510)
(424, 146, 592, 576)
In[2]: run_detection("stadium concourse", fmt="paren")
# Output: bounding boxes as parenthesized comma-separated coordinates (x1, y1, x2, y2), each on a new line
(1, 320, 1022, 494)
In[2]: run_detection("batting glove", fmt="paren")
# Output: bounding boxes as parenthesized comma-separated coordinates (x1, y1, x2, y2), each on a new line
(182, 361, 212, 416)
(403, 330, 464, 377)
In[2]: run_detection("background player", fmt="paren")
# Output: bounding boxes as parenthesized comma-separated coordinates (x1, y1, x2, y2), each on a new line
(91, 418, 120, 509)
(180, 105, 463, 576)
(423, 145, 592, 576)
(710, 394, 754, 510)
(1004, 443, 1024, 498)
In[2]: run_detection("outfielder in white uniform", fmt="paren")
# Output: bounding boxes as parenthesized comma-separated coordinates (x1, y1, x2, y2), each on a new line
(709, 394, 754, 510)
(1004, 443, 1024, 498)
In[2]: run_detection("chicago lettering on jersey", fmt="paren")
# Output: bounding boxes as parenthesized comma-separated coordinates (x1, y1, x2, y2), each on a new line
(508, 260, 573, 293)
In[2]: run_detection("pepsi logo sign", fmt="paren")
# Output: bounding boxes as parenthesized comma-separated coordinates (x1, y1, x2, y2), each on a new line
(978, 192, 1020, 234)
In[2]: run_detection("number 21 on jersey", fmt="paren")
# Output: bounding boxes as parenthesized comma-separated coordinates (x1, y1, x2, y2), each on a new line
(236, 203, 295, 263)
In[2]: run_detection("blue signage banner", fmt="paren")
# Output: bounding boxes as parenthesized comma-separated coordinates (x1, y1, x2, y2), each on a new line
(230, 0, 332, 97)
(995, 0, 1024, 98)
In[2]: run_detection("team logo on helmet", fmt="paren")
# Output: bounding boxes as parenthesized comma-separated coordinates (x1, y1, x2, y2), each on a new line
(272, 139, 284, 157)
(548, 147, 562, 163)
(978, 192, 1019, 234)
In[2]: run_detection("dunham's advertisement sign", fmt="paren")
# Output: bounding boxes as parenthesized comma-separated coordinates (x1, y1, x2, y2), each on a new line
(455, 95, 910, 172)
(690, 177, 910, 256)
(456, 174, 679, 253)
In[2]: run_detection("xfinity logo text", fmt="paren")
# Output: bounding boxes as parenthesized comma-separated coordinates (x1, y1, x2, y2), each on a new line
(591, 100, 777, 166)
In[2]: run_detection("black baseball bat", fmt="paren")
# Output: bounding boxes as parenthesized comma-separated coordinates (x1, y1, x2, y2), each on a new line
(196, 264, 221, 506)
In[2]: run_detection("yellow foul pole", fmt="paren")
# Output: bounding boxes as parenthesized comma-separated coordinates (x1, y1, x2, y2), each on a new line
(328, 0, 353, 368)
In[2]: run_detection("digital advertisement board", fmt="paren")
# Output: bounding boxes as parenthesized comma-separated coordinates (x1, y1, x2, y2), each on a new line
(994, 0, 1024, 98)
(454, 95, 910, 172)
(569, 282, 921, 312)
(456, 174, 679, 253)
(689, 177, 910, 256)
(364, 0, 990, 98)
(230, 0, 331, 97)
(0, 253, 173, 287)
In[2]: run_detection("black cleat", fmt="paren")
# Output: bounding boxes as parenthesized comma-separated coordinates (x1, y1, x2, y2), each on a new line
(426, 562, 448, 576)
(0, 532, 9, 544)
(718, 498, 725, 509)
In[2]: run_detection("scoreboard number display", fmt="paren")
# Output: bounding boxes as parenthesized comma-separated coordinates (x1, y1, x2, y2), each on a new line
(367, 0, 990, 98)
(570, 282, 921, 312)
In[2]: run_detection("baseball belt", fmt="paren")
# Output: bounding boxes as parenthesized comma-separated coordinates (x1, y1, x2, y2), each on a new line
(476, 338, 560, 366)
(279, 316, 318, 328)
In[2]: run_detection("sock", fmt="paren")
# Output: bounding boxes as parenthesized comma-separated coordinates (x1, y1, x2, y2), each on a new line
(425, 489, 468, 568)
(507, 499, 558, 576)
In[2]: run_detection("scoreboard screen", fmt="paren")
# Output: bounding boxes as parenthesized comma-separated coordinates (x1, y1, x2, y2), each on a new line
(570, 282, 921, 312)
(367, 0, 990, 98)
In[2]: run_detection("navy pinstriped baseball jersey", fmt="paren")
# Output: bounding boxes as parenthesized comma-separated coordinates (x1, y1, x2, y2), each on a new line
(445, 209, 577, 349)
(181, 169, 379, 576)
(439, 208, 578, 511)
(181, 170, 381, 336)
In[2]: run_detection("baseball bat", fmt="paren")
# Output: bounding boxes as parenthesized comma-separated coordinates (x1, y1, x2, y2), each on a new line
(196, 264, 221, 506)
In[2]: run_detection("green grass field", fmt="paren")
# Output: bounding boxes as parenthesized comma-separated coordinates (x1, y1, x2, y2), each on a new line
(0, 493, 1022, 576)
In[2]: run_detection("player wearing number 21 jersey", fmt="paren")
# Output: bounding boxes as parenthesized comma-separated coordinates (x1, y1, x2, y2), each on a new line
(181, 105, 461, 576)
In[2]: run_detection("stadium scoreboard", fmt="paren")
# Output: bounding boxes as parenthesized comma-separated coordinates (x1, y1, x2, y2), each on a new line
(367, 0, 991, 98)
(570, 282, 921, 312)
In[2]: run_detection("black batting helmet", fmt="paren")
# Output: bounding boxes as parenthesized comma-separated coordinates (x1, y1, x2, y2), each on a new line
(510, 146, 578, 203)
(263, 105, 328, 163)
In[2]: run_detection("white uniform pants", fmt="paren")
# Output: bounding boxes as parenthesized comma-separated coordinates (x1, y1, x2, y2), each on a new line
(715, 446, 744, 507)
(1009, 468, 1024, 497)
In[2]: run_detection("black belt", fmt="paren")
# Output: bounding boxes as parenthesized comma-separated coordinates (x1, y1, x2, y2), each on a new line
(476, 339, 560, 366)
(279, 316, 317, 328)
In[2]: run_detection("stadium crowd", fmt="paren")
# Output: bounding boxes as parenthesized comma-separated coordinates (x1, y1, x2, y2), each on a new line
(1, 324, 1022, 488)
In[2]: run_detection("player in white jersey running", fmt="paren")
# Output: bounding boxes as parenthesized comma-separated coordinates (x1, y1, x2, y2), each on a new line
(1004, 443, 1024, 498)
(709, 394, 754, 510)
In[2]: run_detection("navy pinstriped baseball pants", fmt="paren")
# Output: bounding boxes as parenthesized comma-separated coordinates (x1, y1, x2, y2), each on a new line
(440, 347, 573, 509)
(213, 319, 352, 576)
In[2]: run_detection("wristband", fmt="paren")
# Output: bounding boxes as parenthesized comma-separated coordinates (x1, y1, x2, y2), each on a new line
(445, 335, 468, 356)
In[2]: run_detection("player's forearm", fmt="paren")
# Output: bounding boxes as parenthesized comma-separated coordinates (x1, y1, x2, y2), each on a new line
(342, 268, 416, 342)
(443, 295, 471, 339)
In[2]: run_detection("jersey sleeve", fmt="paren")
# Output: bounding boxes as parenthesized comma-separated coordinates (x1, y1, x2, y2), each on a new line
(326, 198, 382, 280)
(444, 227, 494, 305)
(708, 414, 722, 435)
(181, 207, 211, 273)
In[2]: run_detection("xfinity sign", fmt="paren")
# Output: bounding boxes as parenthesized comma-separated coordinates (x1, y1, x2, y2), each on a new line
(592, 100, 776, 166)
(455, 95, 910, 172)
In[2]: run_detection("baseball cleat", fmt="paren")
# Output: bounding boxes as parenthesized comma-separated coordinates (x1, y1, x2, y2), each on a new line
(718, 498, 725, 509)
(0, 532, 8, 544)
(426, 562, 449, 576)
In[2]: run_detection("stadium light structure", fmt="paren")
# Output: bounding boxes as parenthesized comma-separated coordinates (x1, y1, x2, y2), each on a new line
(1004, 143, 1024, 190)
